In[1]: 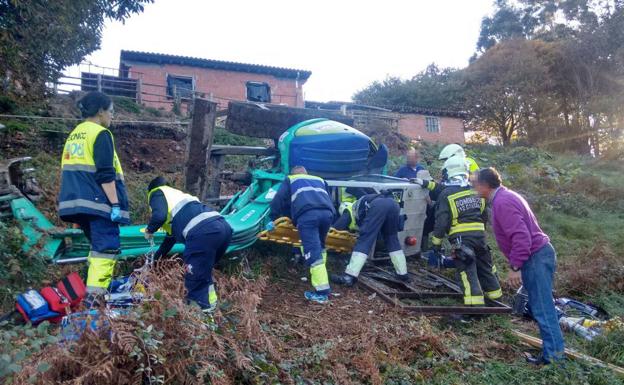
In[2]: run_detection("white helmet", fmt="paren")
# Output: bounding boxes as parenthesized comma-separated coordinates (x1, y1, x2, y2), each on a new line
(439, 144, 465, 160)
(443, 155, 469, 179)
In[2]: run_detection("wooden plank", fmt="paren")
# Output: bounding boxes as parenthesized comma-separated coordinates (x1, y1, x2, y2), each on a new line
(225, 101, 354, 139)
(511, 330, 624, 376)
(184, 98, 217, 200)
(205, 154, 225, 201)
(210, 145, 276, 156)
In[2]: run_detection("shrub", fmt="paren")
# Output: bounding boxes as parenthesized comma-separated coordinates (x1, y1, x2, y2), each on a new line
(13, 260, 283, 385)
(112, 97, 141, 114)
(0, 95, 18, 114)
(0, 321, 59, 383)
(0, 222, 50, 312)
(3, 120, 31, 135)
(556, 243, 624, 297)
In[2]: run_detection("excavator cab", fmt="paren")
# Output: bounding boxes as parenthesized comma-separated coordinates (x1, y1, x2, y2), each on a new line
(277, 118, 388, 177)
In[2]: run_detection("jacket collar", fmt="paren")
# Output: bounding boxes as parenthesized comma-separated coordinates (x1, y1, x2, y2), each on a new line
(489, 186, 505, 203)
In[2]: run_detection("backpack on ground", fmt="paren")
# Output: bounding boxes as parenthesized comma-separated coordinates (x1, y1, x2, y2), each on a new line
(15, 290, 60, 324)
(57, 272, 87, 308)
(40, 286, 71, 323)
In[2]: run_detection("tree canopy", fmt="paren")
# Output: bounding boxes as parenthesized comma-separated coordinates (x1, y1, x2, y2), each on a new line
(0, 0, 153, 99)
(353, 64, 466, 110)
(354, 0, 624, 155)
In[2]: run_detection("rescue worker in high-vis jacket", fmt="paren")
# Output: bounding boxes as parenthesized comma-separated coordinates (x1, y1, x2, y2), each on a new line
(144, 177, 232, 312)
(439, 143, 480, 175)
(268, 166, 335, 304)
(414, 156, 501, 306)
(58, 92, 129, 298)
(331, 193, 411, 286)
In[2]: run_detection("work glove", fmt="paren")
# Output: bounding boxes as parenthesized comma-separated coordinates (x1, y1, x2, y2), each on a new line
(110, 204, 123, 223)
(410, 178, 430, 189)
(426, 248, 443, 268)
(265, 221, 275, 232)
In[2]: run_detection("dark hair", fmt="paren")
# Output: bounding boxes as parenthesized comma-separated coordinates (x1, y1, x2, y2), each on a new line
(77, 91, 112, 118)
(477, 167, 502, 189)
(148, 176, 168, 192)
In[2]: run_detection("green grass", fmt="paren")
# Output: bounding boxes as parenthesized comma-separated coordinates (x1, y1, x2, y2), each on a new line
(456, 360, 622, 385)
(111, 96, 141, 114)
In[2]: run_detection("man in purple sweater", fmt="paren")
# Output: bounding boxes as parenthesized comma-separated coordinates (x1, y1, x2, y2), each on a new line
(474, 168, 565, 365)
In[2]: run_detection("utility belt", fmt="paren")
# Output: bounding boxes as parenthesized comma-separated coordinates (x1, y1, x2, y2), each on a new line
(450, 237, 477, 263)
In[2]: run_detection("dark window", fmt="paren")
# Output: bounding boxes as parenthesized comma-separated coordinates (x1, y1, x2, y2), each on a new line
(246, 81, 271, 102)
(166, 75, 194, 99)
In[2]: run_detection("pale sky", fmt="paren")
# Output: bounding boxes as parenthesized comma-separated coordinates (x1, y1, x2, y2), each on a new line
(74, 0, 493, 102)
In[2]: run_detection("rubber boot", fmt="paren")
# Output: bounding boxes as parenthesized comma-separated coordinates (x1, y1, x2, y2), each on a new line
(330, 273, 357, 287)
(396, 273, 412, 283)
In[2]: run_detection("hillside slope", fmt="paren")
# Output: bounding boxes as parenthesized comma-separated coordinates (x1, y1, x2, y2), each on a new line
(1, 106, 624, 383)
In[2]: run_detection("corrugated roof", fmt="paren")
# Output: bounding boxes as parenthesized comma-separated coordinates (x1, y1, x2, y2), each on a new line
(120, 50, 311, 80)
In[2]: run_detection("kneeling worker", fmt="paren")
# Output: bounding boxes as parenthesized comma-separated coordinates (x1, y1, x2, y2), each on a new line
(144, 177, 232, 312)
(332, 193, 410, 286)
(416, 156, 501, 306)
(268, 166, 335, 304)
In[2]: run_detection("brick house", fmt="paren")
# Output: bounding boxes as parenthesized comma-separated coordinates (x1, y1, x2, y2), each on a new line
(119, 50, 311, 109)
(305, 101, 466, 144)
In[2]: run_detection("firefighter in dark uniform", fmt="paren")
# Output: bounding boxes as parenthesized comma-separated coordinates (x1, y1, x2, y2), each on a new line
(144, 177, 232, 313)
(331, 193, 410, 286)
(268, 166, 335, 304)
(414, 156, 501, 305)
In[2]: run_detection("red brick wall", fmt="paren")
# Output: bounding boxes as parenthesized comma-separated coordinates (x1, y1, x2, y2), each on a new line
(397, 113, 465, 144)
(126, 63, 305, 109)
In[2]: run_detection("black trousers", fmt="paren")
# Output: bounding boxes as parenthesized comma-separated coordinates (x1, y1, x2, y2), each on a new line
(452, 235, 502, 305)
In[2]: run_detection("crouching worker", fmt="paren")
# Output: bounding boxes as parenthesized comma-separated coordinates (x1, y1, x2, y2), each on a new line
(420, 156, 501, 306)
(268, 166, 335, 304)
(144, 177, 232, 313)
(331, 193, 410, 286)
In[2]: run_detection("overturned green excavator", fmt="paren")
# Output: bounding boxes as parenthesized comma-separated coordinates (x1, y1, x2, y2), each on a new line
(2, 119, 426, 264)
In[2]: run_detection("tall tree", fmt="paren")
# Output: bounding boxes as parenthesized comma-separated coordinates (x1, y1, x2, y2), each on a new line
(0, 0, 153, 99)
(472, 0, 624, 154)
(464, 39, 553, 146)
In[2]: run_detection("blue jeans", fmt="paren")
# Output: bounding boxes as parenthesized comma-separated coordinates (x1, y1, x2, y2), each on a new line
(521, 243, 565, 362)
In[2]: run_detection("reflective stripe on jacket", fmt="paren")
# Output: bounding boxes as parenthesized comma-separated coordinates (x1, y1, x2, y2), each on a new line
(287, 174, 334, 222)
(58, 121, 129, 223)
(432, 185, 486, 245)
(147, 186, 221, 242)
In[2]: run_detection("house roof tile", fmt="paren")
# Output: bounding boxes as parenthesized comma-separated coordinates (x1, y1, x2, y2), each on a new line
(120, 50, 311, 80)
